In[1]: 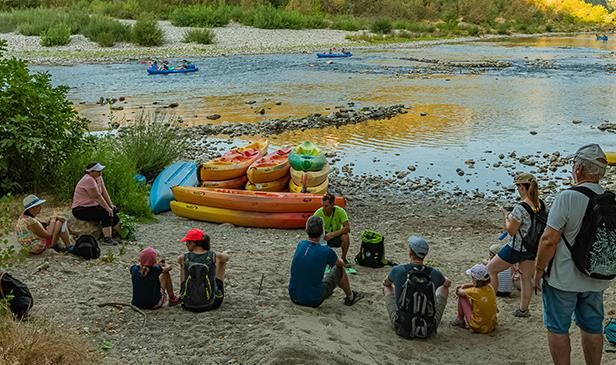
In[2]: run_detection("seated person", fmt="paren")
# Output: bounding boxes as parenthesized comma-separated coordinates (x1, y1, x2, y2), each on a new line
(383, 236, 450, 338)
(130, 247, 179, 309)
(452, 263, 497, 334)
(313, 193, 351, 266)
(288, 216, 362, 308)
(16, 194, 72, 254)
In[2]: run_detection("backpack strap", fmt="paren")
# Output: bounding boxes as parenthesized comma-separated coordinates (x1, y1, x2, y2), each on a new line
(568, 185, 597, 199)
(560, 186, 598, 266)
(519, 202, 535, 218)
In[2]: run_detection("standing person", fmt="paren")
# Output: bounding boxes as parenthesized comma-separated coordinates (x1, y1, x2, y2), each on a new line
(452, 263, 498, 334)
(487, 172, 546, 317)
(313, 193, 352, 266)
(288, 216, 362, 308)
(534, 144, 613, 365)
(178, 229, 229, 311)
(71, 162, 120, 246)
(383, 236, 450, 339)
(130, 247, 179, 309)
(486, 244, 513, 297)
(15, 194, 72, 254)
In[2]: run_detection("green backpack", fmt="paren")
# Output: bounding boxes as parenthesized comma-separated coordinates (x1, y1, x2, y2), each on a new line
(355, 230, 393, 268)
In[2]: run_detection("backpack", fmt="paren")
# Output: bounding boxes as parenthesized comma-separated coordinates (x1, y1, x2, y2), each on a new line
(73, 235, 100, 260)
(0, 272, 33, 320)
(606, 318, 616, 345)
(393, 265, 437, 339)
(355, 230, 388, 268)
(563, 186, 616, 280)
(518, 200, 548, 253)
(181, 252, 220, 312)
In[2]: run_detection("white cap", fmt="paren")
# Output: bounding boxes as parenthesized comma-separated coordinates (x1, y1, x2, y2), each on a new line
(466, 263, 490, 281)
(86, 163, 105, 172)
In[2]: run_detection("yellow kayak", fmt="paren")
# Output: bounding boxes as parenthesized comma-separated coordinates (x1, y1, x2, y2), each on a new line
(290, 164, 330, 187)
(289, 177, 328, 195)
(607, 152, 616, 166)
(199, 140, 269, 181)
(246, 175, 290, 192)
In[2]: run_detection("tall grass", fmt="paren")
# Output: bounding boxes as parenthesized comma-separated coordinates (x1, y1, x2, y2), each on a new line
(330, 16, 366, 31)
(183, 28, 215, 44)
(82, 15, 131, 46)
(170, 4, 240, 27)
(131, 15, 164, 46)
(0, 13, 17, 33)
(40, 22, 71, 46)
(370, 18, 392, 34)
(241, 5, 326, 29)
(393, 20, 436, 33)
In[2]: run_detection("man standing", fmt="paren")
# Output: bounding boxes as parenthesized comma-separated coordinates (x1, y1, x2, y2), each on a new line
(313, 193, 351, 266)
(535, 144, 612, 365)
(288, 216, 362, 307)
(383, 236, 451, 338)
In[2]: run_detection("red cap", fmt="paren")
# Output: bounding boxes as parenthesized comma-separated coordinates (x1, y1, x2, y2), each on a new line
(180, 228, 205, 242)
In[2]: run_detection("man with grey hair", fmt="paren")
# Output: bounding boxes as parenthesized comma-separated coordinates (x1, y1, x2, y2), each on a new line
(534, 143, 612, 365)
(288, 216, 362, 307)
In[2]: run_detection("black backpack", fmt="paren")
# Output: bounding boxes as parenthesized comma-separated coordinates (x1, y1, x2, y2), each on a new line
(0, 272, 33, 320)
(355, 230, 389, 268)
(563, 186, 616, 280)
(518, 200, 548, 254)
(74, 235, 101, 260)
(181, 252, 220, 312)
(393, 265, 437, 339)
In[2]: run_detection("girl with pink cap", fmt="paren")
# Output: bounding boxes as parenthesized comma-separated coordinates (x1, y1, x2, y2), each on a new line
(130, 247, 179, 309)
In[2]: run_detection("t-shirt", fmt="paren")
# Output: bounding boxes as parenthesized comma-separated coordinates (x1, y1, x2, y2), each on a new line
(497, 267, 513, 294)
(506, 203, 532, 252)
(545, 183, 610, 293)
(288, 239, 337, 307)
(15, 215, 46, 254)
(465, 285, 497, 334)
(130, 264, 162, 309)
(386, 263, 446, 304)
(313, 206, 348, 233)
(72, 174, 103, 208)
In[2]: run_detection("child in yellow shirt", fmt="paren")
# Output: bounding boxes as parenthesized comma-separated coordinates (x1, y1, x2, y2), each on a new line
(452, 263, 497, 334)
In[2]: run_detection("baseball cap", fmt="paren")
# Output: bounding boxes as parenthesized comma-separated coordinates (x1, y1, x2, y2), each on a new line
(566, 144, 607, 168)
(489, 244, 502, 256)
(139, 247, 158, 267)
(408, 235, 429, 259)
(322, 193, 335, 203)
(180, 228, 205, 242)
(85, 162, 105, 172)
(514, 172, 535, 184)
(466, 263, 490, 281)
(22, 194, 46, 211)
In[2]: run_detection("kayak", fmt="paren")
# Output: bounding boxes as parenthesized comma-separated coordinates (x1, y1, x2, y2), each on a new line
(246, 175, 290, 192)
(607, 152, 616, 165)
(288, 141, 327, 172)
(172, 186, 345, 213)
(317, 53, 352, 58)
(200, 175, 248, 189)
(150, 161, 198, 214)
(199, 140, 269, 181)
(597, 35, 609, 41)
(289, 177, 328, 195)
(247, 148, 291, 183)
(290, 164, 330, 187)
(147, 66, 198, 75)
(170, 200, 313, 229)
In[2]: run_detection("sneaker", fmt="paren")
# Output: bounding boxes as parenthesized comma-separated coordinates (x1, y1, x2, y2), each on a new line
(343, 290, 363, 306)
(343, 258, 352, 268)
(102, 237, 119, 246)
(169, 296, 181, 306)
(513, 308, 531, 318)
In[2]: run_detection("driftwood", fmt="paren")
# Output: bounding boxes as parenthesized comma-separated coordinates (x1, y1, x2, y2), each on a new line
(97, 302, 147, 326)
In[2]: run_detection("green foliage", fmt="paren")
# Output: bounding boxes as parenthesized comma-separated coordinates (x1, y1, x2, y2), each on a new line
(93, 31, 115, 47)
(0, 40, 90, 193)
(393, 20, 436, 33)
(242, 5, 326, 29)
(40, 22, 71, 46)
(117, 212, 136, 240)
(0, 13, 17, 33)
(370, 18, 392, 34)
(82, 15, 131, 46)
(170, 5, 240, 27)
(330, 15, 365, 31)
(182, 28, 215, 44)
(131, 15, 164, 46)
(0, 194, 24, 269)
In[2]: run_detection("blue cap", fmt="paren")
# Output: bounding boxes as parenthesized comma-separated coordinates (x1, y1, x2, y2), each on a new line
(408, 235, 429, 259)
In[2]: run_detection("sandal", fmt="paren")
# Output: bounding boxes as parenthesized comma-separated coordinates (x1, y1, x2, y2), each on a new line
(343, 258, 352, 268)
(450, 318, 467, 328)
(513, 308, 531, 318)
(344, 290, 363, 306)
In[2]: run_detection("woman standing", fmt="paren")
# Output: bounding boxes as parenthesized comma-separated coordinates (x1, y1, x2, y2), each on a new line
(487, 172, 545, 318)
(71, 162, 120, 245)
(16, 194, 71, 254)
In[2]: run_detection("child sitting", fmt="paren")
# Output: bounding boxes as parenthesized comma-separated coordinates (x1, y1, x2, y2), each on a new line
(452, 263, 497, 334)
(130, 247, 179, 309)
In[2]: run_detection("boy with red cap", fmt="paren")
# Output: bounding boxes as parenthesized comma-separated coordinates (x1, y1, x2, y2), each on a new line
(130, 247, 179, 309)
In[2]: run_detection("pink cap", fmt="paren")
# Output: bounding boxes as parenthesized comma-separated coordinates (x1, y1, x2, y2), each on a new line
(139, 247, 158, 267)
(180, 228, 205, 242)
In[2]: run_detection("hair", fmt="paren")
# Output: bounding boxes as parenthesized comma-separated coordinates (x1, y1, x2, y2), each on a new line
(306, 216, 324, 238)
(409, 249, 424, 261)
(192, 234, 211, 250)
(139, 265, 150, 278)
(576, 157, 606, 181)
(524, 179, 540, 211)
(322, 193, 335, 203)
(475, 278, 491, 288)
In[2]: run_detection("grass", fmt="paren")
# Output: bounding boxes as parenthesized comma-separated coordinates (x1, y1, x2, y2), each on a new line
(183, 28, 215, 44)
(40, 23, 71, 46)
(82, 15, 131, 46)
(329, 16, 366, 31)
(241, 5, 326, 29)
(131, 15, 164, 46)
(370, 18, 392, 34)
(169, 4, 240, 28)
(0, 13, 16, 33)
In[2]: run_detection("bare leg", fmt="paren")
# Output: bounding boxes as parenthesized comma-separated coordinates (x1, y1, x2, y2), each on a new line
(50, 221, 62, 246)
(548, 332, 571, 365)
(215, 256, 227, 282)
(487, 255, 511, 293)
(580, 330, 603, 365)
(340, 233, 350, 262)
(457, 296, 473, 325)
(518, 260, 535, 311)
(159, 271, 175, 297)
(436, 285, 449, 301)
(177, 254, 185, 284)
(338, 269, 352, 297)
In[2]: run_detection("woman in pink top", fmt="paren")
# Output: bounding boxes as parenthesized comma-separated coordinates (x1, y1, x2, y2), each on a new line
(71, 162, 120, 245)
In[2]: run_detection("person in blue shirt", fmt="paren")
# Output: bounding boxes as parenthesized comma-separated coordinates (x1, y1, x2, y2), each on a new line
(288, 216, 363, 307)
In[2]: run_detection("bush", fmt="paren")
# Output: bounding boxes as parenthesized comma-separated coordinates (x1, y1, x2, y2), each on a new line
(82, 15, 131, 46)
(241, 5, 326, 29)
(330, 15, 365, 31)
(393, 20, 436, 33)
(131, 15, 164, 46)
(0, 39, 90, 193)
(370, 18, 392, 34)
(0, 13, 17, 33)
(183, 28, 215, 44)
(40, 23, 71, 46)
(93, 31, 115, 47)
(13, 8, 65, 36)
(170, 5, 238, 27)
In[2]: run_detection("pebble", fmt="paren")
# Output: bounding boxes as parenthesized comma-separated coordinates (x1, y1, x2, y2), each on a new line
(206, 114, 221, 120)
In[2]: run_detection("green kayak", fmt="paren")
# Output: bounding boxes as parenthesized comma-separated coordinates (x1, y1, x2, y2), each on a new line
(288, 141, 328, 172)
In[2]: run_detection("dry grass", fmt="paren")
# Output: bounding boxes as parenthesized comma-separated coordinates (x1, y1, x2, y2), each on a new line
(0, 314, 100, 365)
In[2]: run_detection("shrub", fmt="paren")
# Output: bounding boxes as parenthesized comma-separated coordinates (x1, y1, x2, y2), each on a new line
(241, 5, 326, 29)
(183, 28, 215, 44)
(82, 15, 131, 45)
(330, 16, 364, 31)
(393, 20, 436, 33)
(0, 13, 17, 33)
(40, 23, 71, 46)
(93, 31, 115, 47)
(170, 5, 238, 27)
(131, 15, 164, 46)
(13, 8, 64, 36)
(370, 18, 392, 34)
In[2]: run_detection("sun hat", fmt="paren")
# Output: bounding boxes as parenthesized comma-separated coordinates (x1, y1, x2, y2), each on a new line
(139, 247, 158, 267)
(514, 172, 535, 184)
(566, 144, 607, 168)
(489, 244, 502, 256)
(466, 263, 490, 281)
(180, 228, 205, 242)
(85, 162, 105, 172)
(22, 194, 46, 211)
(408, 235, 429, 259)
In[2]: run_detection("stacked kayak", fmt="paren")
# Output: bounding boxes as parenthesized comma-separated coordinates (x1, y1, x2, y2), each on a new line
(288, 141, 330, 194)
(150, 161, 198, 213)
(246, 148, 291, 192)
(171, 187, 346, 229)
(607, 152, 616, 166)
(198, 140, 268, 186)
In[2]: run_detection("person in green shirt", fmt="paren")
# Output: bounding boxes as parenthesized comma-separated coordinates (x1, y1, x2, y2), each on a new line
(313, 193, 351, 266)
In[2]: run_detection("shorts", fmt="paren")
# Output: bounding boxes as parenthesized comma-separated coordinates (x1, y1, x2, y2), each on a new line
(384, 293, 447, 329)
(542, 281, 604, 335)
(322, 266, 342, 301)
(497, 244, 535, 265)
(327, 235, 342, 248)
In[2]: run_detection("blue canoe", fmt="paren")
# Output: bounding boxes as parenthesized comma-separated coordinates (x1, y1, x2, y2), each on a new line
(596, 35, 608, 41)
(150, 161, 198, 213)
(316, 52, 352, 58)
(147, 66, 199, 75)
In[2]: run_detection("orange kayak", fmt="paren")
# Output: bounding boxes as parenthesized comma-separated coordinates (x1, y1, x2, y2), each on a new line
(200, 176, 248, 189)
(199, 140, 269, 181)
(246, 175, 290, 192)
(172, 186, 346, 213)
(247, 148, 291, 183)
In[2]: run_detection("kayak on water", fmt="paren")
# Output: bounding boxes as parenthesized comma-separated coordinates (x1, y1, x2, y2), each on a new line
(316, 52, 352, 58)
(147, 60, 198, 75)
